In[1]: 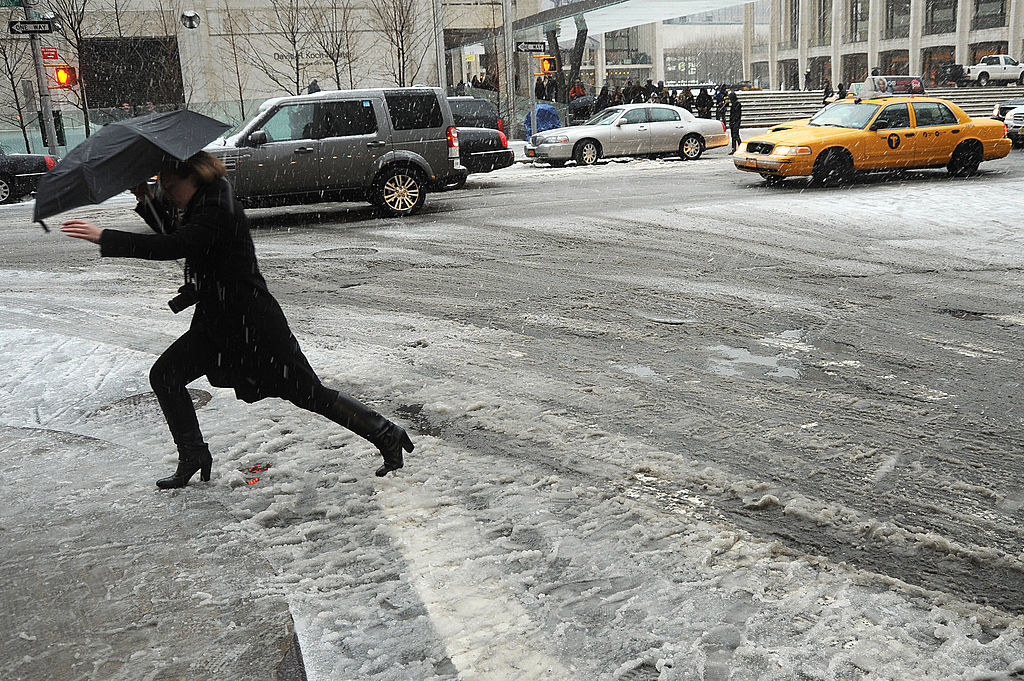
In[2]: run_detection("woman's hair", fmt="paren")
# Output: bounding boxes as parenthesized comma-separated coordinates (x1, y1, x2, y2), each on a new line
(160, 151, 226, 185)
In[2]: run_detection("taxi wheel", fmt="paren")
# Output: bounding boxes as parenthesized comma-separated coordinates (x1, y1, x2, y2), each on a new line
(811, 148, 853, 186)
(760, 173, 784, 186)
(573, 140, 601, 166)
(947, 142, 982, 176)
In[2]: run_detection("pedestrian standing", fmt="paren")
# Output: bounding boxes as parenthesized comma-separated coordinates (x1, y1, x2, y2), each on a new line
(59, 152, 414, 488)
(680, 88, 694, 112)
(728, 91, 743, 154)
(535, 76, 546, 101)
(595, 85, 611, 112)
(837, 82, 847, 99)
(695, 88, 713, 118)
(307, 79, 321, 94)
(822, 78, 833, 104)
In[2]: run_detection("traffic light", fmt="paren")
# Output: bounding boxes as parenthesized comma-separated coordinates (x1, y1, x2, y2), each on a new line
(539, 56, 557, 75)
(48, 65, 77, 89)
(54, 66, 77, 88)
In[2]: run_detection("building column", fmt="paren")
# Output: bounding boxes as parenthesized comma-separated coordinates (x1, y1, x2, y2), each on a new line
(955, 0, 971, 64)
(769, 0, 781, 87)
(798, 0, 810, 86)
(596, 33, 606, 87)
(867, 0, 883, 73)
(1007, 0, 1022, 61)
(743, 2, 754, 81)
(653, 22, 665, 82)
(832, 0, 843, 83)
(909, 0, 924, 74)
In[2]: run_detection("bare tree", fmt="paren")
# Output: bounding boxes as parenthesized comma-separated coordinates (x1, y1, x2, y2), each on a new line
(244, 0, 311, 95)
(368, 0, 432, 87)
(217, 0, 250, 119)
(307, 0, 360, 89)
(0, 15, 34, 153)
(46, 0, 93, 136)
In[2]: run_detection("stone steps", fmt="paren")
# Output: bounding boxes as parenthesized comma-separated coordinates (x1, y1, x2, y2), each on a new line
(735, 85, 1024, 126)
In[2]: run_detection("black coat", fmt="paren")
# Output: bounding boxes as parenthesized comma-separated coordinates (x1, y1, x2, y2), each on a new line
(99, 178, 321, 404)
(728, 99, 743, 129)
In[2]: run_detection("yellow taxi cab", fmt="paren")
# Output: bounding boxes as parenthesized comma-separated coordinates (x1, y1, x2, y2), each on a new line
(733, 76, 1012, 185)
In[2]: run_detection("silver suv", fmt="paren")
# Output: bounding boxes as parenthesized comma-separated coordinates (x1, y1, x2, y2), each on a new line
(206, 88, 462, 216)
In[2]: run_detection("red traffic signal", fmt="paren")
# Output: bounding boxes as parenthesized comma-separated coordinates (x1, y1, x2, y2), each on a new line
(53, 66, 77, 88)
(539, 57, 557, 75)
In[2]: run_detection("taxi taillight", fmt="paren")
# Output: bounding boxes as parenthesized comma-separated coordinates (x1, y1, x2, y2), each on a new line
(1004, 123, 1009, 138)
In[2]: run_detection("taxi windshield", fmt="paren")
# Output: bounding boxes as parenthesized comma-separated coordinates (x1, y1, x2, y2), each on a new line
(585, 108, 623, 126)
(809, 102, 881, 129)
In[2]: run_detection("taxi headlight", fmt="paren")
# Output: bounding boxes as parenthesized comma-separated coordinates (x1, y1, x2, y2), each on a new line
(774, 145, 812, 156)
(737, 142, 748, 153)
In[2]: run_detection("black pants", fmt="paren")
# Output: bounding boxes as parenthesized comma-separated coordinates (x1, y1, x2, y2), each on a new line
(730, 126, 742, 152)
(150, 330, 340, 452)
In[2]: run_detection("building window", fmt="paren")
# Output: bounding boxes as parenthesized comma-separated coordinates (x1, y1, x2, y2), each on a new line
(972, 0, 1006, 29)
(885, 0, 911, 38)
(924, 0, 957, 34)
(785, 0, 799, 49)
(848, 0, 869, 42)
(816, 0, 832, 45)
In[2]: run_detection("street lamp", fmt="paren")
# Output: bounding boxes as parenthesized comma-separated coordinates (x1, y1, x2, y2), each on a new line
(180, 10, 200, 29)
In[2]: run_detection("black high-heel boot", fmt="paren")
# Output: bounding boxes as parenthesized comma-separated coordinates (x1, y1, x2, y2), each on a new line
(322, 392, 414, 477)
(156, 447, 213, 489)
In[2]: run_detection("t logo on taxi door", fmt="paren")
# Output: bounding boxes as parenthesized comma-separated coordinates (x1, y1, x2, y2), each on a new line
(887, 133, 901, 150)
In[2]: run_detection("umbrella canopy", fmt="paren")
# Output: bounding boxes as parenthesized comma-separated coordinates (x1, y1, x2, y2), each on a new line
(524, 103, 561, 137)
(33, 109, 230, 222)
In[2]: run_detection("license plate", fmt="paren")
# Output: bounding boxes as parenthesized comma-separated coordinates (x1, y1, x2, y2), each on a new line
(526, 148, 536, 157)
(740, 158, 757, 168)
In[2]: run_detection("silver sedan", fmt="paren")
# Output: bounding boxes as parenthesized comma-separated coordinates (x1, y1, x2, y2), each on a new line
(525, 104, 731, 167)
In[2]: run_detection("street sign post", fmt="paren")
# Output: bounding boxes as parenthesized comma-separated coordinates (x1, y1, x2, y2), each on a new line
(515, 41, 547, 53)
(8, 19, 52, 34)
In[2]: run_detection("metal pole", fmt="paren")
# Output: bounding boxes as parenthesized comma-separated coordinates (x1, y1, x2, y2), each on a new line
(21, 0, 59, 156)
(431, 0, 446, 90)
(500, 0, 515, 129)
(529, 57, 536, 142)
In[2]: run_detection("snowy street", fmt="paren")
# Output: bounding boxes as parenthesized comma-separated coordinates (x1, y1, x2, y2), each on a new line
(3, 149, 1024, 680)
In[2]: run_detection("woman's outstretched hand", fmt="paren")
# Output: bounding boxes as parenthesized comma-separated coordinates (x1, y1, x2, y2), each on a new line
(60, 219, 103, 244)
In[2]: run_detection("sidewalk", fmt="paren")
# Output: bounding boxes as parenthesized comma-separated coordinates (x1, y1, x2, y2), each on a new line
(0, 426, 305, 681)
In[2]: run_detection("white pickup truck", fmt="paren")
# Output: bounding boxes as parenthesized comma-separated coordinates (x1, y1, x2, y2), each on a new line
(964, 55, 1024, 86)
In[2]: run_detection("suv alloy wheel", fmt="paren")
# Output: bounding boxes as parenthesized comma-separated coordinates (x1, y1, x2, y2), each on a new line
(375, 166, 426, 216)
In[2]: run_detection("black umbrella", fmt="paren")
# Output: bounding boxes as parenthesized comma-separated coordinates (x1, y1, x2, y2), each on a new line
(33, 109, 230, 227)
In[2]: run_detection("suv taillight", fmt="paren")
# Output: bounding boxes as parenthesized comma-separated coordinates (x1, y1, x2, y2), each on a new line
(497, 118, 505, 134)
(44, 156, 56, 170)
(498, 130, 508, 148)
(446, 126, 459, 157)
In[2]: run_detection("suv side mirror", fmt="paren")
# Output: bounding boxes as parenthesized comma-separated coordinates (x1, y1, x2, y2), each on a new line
(247, 130, 268, 146)
(870, 119, 889, 131)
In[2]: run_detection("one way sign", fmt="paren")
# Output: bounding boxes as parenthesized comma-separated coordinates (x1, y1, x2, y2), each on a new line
(8, 19, 53, 34)
(515, 41, 547, 53)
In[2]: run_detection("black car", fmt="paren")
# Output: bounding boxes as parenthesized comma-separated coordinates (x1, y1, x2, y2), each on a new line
(446, 97, 514, 187)
(993, 97, 1024, 121)
(447, 96, 504, 132)
(0, 146, 57, 204)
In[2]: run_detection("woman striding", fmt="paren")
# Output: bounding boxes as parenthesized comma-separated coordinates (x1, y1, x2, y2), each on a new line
(60, 152, 413, 488)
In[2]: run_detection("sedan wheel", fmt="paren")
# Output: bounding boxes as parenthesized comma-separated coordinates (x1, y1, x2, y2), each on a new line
(375, 168, 425, 216)
(679, 134, 704, 160)
(574, 140, 600, 166)
(0, 177, 13, 204)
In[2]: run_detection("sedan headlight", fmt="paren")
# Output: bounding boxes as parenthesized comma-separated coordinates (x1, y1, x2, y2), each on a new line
(538, 135, 569, 144)
(773, 145, 812, 156)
